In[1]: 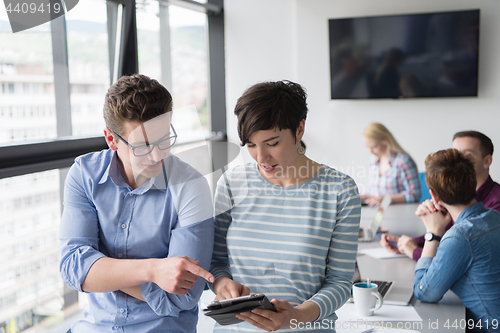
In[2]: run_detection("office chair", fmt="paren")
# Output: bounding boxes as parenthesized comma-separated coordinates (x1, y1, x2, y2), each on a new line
(419, 172, 432, 203)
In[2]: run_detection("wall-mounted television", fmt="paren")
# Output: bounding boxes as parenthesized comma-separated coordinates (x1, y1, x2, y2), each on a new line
(329, 9, 480, 99)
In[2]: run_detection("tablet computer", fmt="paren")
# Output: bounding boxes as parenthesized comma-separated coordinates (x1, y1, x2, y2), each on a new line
(203, 293, 276, 326)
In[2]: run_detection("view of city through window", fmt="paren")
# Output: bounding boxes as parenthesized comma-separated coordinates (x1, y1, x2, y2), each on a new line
(0, 0, 210, 331)
(66, 0, 109, 137)
(137, 2, 209, 142)
(0, 19, 56, 145)
(0, 170, 62, 333)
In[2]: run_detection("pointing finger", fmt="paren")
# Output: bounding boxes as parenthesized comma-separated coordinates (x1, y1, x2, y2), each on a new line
(186, 261, 214, 283)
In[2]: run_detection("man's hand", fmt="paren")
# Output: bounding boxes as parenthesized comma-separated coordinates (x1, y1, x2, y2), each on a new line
(379, 233, 401, 253)
(397, 235, 418, 259)
(151, 256, 214, 295)
(213, 276, 251, 300)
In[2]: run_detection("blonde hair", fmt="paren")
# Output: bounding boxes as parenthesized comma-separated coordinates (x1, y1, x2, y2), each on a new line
(363, 122, 408, 156)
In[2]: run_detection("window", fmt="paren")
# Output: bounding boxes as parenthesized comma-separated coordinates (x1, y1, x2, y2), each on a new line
(0, 12, 56, 144)
(0, 0, 225, 331)
(136, 1, 209, 143)
(136, 1, 161, 82)
(169, 5, 209, 142)
(135, 1, 214, 189)
(0, 170, 63, 331)
(66, 0, 110, 137)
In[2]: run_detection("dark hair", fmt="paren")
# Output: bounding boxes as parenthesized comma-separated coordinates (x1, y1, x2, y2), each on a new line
(103, 74, 173, 136)
(453, 131, 494, 157)
(425, 149, 476, 205)
(234, 80, 308, 146)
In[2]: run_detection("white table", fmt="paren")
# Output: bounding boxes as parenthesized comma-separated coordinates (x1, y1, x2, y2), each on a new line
(361, 203, 426, 237)
(355, 203, 465, 332)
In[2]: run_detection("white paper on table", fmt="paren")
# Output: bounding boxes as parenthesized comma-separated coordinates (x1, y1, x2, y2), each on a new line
(336, 302, 423, 322)
(358, 247, 408, 259)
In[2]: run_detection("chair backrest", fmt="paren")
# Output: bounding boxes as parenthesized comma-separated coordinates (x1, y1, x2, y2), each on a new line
(419, 172, 432, 202)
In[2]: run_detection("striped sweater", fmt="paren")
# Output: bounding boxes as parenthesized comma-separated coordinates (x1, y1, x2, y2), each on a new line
(210, 163, 361, 332)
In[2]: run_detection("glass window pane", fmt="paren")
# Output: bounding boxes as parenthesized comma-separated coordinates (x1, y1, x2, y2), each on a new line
(0, 12, 56, 144)
(0, 170, 65, 331)
(170, 6, 209, 142)
(137, 2, 209, 144)
(66, 0, 110, 137)
(137, 1, 161, 82)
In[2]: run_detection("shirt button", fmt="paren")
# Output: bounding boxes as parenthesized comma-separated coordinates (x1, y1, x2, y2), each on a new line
(121, 224, 126, 229)
(419, 285, 423, 290)
(120, 308, 124, 313)
(118, 254, 123, 258)
(114, 326, 119, 329)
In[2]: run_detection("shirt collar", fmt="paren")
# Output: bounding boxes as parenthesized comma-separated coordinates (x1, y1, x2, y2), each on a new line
(455, 201, 487, 223)
(98, 150, 167, 193)
(387, 153, 396, 164)
(149, 170, 168, 192)
(374, 152, 396, 166)
(476, 175, 494, 202)
(98, 151, 123, 186)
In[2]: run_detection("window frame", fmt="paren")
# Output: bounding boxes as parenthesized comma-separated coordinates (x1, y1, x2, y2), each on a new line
(0, 0, 226, 322)
(0, 0, 226, 182)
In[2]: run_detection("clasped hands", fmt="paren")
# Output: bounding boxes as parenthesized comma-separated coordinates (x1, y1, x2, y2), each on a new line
(415, 199, 451, 236)
(380, 199, 451, 257)
(212, 277, 299, 332)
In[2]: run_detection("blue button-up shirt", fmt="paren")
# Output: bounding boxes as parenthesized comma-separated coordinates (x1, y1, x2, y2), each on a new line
(59, 149, 214, 333)
(414, 202, 500, 332)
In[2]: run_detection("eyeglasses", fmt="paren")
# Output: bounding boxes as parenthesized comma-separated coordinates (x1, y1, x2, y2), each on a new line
(111, 124, 178, 157)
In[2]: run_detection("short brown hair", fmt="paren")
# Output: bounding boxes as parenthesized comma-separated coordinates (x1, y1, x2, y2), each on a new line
(103, 74, 173, 136)
(234, 80, 308, 146)
(425, 149, 476, 205)
(453, 131, 494, 157)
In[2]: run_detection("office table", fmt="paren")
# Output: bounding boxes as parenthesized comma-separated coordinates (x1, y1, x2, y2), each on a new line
(345, 204, 466, 333)
(360, 203, 426, 237)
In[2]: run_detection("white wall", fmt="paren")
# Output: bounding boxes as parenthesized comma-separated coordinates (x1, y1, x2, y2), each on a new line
(224, 0, 299, 171)
(224, 0, 500, 192)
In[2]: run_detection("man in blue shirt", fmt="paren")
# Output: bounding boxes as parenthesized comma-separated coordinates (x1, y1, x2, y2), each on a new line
(413, 148, 500, 333)
(59, 74, 214, 332)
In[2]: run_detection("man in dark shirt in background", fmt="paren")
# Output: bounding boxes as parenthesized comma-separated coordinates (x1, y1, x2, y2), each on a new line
(380, 130, 500, 260)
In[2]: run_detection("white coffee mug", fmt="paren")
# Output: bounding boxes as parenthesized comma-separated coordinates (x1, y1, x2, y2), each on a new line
(352, 282, 384, 316)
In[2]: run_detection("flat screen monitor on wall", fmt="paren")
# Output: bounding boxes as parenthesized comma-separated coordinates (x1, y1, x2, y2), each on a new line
(329, 9, 480, 99)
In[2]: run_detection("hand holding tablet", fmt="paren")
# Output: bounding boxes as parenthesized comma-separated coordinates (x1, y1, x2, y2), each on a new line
(203, 293, 276, 326)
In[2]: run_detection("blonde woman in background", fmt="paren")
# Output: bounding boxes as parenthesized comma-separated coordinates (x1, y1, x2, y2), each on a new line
(361, 122, 420, 206)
